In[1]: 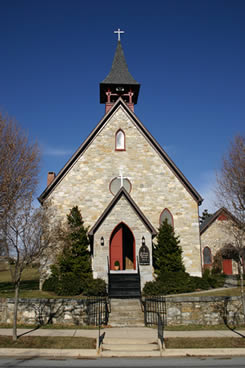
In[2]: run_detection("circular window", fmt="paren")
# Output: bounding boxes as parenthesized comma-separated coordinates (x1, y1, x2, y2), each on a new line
(110, 177, 131, 195)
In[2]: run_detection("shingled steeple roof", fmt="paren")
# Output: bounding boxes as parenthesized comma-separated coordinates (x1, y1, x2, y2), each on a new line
(102, 41, 139, 85)
(100, 41, 140, 105)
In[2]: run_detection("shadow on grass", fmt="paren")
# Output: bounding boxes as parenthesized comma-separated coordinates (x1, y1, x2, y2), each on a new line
(0, 279, 39, 292)
(18, 325, 41, 338)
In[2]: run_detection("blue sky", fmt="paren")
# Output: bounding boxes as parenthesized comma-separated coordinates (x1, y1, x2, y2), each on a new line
(1, 0, 244, 213)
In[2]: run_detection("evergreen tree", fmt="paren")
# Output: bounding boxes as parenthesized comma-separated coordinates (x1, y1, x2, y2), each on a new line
(153, 219, 185, 276)
(50, 206, 92, 295)
(199, 209, 212, 224)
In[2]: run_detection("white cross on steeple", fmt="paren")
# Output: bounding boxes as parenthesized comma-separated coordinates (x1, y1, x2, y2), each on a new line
(114, 28, 125, 41)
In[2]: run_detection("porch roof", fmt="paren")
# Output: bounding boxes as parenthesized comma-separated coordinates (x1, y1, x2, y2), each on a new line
(88, 187, 157, 237)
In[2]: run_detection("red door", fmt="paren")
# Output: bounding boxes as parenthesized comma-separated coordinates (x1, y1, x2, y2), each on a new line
(110, 225, 123, 270)
(223, 259, 232, 275)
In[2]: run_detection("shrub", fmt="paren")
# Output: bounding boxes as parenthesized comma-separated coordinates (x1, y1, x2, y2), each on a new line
(143, 272, 196, 296)
(143, 271, 222, 296)
(84, 278, 107, 296)
(42, 275, 58, 292)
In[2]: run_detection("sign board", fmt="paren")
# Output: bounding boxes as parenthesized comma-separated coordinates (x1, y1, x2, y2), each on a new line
(139, 244, 150, 265)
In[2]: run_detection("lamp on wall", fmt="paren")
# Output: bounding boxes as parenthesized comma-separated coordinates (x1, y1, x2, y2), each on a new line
(100, 237, 104, 246)
(142, 236, 145, 246)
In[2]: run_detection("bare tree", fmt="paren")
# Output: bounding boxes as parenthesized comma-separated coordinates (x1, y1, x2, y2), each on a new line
(2, 201, 50, 340)
(216, 134, 245, 222)
(216, 134, 245, 320)
(0, 112, 48, 340)
(0, 112, 39, 216)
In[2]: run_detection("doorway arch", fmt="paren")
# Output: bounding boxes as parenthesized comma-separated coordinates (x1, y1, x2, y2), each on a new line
(110, 223, 135, 270)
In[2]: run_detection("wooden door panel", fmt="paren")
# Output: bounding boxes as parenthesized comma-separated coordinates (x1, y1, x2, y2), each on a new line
(110, 226, 123, 270)
(223, 259, 232, 275)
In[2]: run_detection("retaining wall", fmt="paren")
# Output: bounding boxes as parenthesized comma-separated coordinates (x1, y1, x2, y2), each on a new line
(0, 295, 244, 326)
(0, 298, 88, 325)
(164, 296, 244, 326)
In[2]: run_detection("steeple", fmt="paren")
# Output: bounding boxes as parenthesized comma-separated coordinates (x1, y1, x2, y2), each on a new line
(100, 40, 140, 113)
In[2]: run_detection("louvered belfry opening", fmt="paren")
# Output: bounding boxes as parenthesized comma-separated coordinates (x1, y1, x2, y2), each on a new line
(100, 41, 140, 113)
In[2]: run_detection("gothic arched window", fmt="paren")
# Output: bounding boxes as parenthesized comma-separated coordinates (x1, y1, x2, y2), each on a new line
(203, 247, 212, 265)
(115, 129, 125, 151)
(160, 208, 174, 227)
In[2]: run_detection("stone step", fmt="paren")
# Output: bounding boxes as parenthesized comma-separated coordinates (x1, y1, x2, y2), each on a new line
(108, 298, 145, 326)
(109, 316, 144, 322)
(109, 321, 145, 327)
(110, 300, 142, 307)
(109, 311, 144, 317)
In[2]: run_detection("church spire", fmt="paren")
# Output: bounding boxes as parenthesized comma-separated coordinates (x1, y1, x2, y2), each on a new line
(100, 36, 140, 113)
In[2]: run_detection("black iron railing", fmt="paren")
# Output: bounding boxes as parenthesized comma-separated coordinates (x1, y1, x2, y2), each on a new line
(143, 295, 166, 326)
(142, 296, 166, 349)
(137, 256, 142, 298)
(86, 296, 110, 326)
(157, 312, 164, 349)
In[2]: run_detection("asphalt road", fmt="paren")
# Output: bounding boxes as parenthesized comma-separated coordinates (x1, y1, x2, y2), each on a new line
(0, 357, 245, 368)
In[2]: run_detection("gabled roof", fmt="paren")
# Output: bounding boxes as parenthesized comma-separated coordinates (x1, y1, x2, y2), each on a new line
(38, 98, 203, 205)
(88, 187, 157, 236)
(100, 41, 140, 104)
(200, 207, 239, 234)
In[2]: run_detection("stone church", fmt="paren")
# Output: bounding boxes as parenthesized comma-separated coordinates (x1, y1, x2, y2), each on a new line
(39, 39, 203, 295)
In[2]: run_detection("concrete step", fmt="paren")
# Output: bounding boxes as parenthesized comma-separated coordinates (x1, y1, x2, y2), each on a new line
(101, 336, 160, 357)
(103, 343, 159, 351)
(101, 350, 161, 357)
(103, 338, 156, 344)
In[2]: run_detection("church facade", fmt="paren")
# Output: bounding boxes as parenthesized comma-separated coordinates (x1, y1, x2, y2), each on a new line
(39, 40, 203, 290)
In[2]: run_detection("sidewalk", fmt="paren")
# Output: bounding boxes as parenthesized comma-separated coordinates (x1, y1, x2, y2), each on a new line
(0, 327, 245, 358)
(1, 326, 245, 338)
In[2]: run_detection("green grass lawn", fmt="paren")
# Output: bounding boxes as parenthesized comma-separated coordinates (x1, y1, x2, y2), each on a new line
(0, 266, 89, 298)
(0, 264, 244, 299)
(0, 336, 96, 349)
(173, 287, 245, 298)
(165, 337, 245, 349)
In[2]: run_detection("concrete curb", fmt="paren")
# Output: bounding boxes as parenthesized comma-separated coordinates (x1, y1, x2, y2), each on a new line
(0, 348, 98, 358)
(0, 348, 245, 358)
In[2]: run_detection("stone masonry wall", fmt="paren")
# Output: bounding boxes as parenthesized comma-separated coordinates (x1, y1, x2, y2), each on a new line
(42, 106, 201, 283)
(164, 296, 244, 326)
(0, 298, 88, 326)
(0, 296, 244, 326)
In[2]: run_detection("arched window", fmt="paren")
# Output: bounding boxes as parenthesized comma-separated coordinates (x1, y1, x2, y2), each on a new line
(110, 177, 131, 195)
(203, 247, 212, 265)
(160, 208, 174, 227)
(115, 129, 125, 151)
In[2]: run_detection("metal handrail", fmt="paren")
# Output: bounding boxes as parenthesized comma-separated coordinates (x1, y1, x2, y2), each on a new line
(142, 296, 166, 350)
(157, 312, 164, 350)
(137, 255, 142, 299)
(96, 296, 110, 353)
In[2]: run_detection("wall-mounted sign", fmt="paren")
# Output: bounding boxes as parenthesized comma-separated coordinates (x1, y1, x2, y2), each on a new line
(139, 244, 150, 265)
